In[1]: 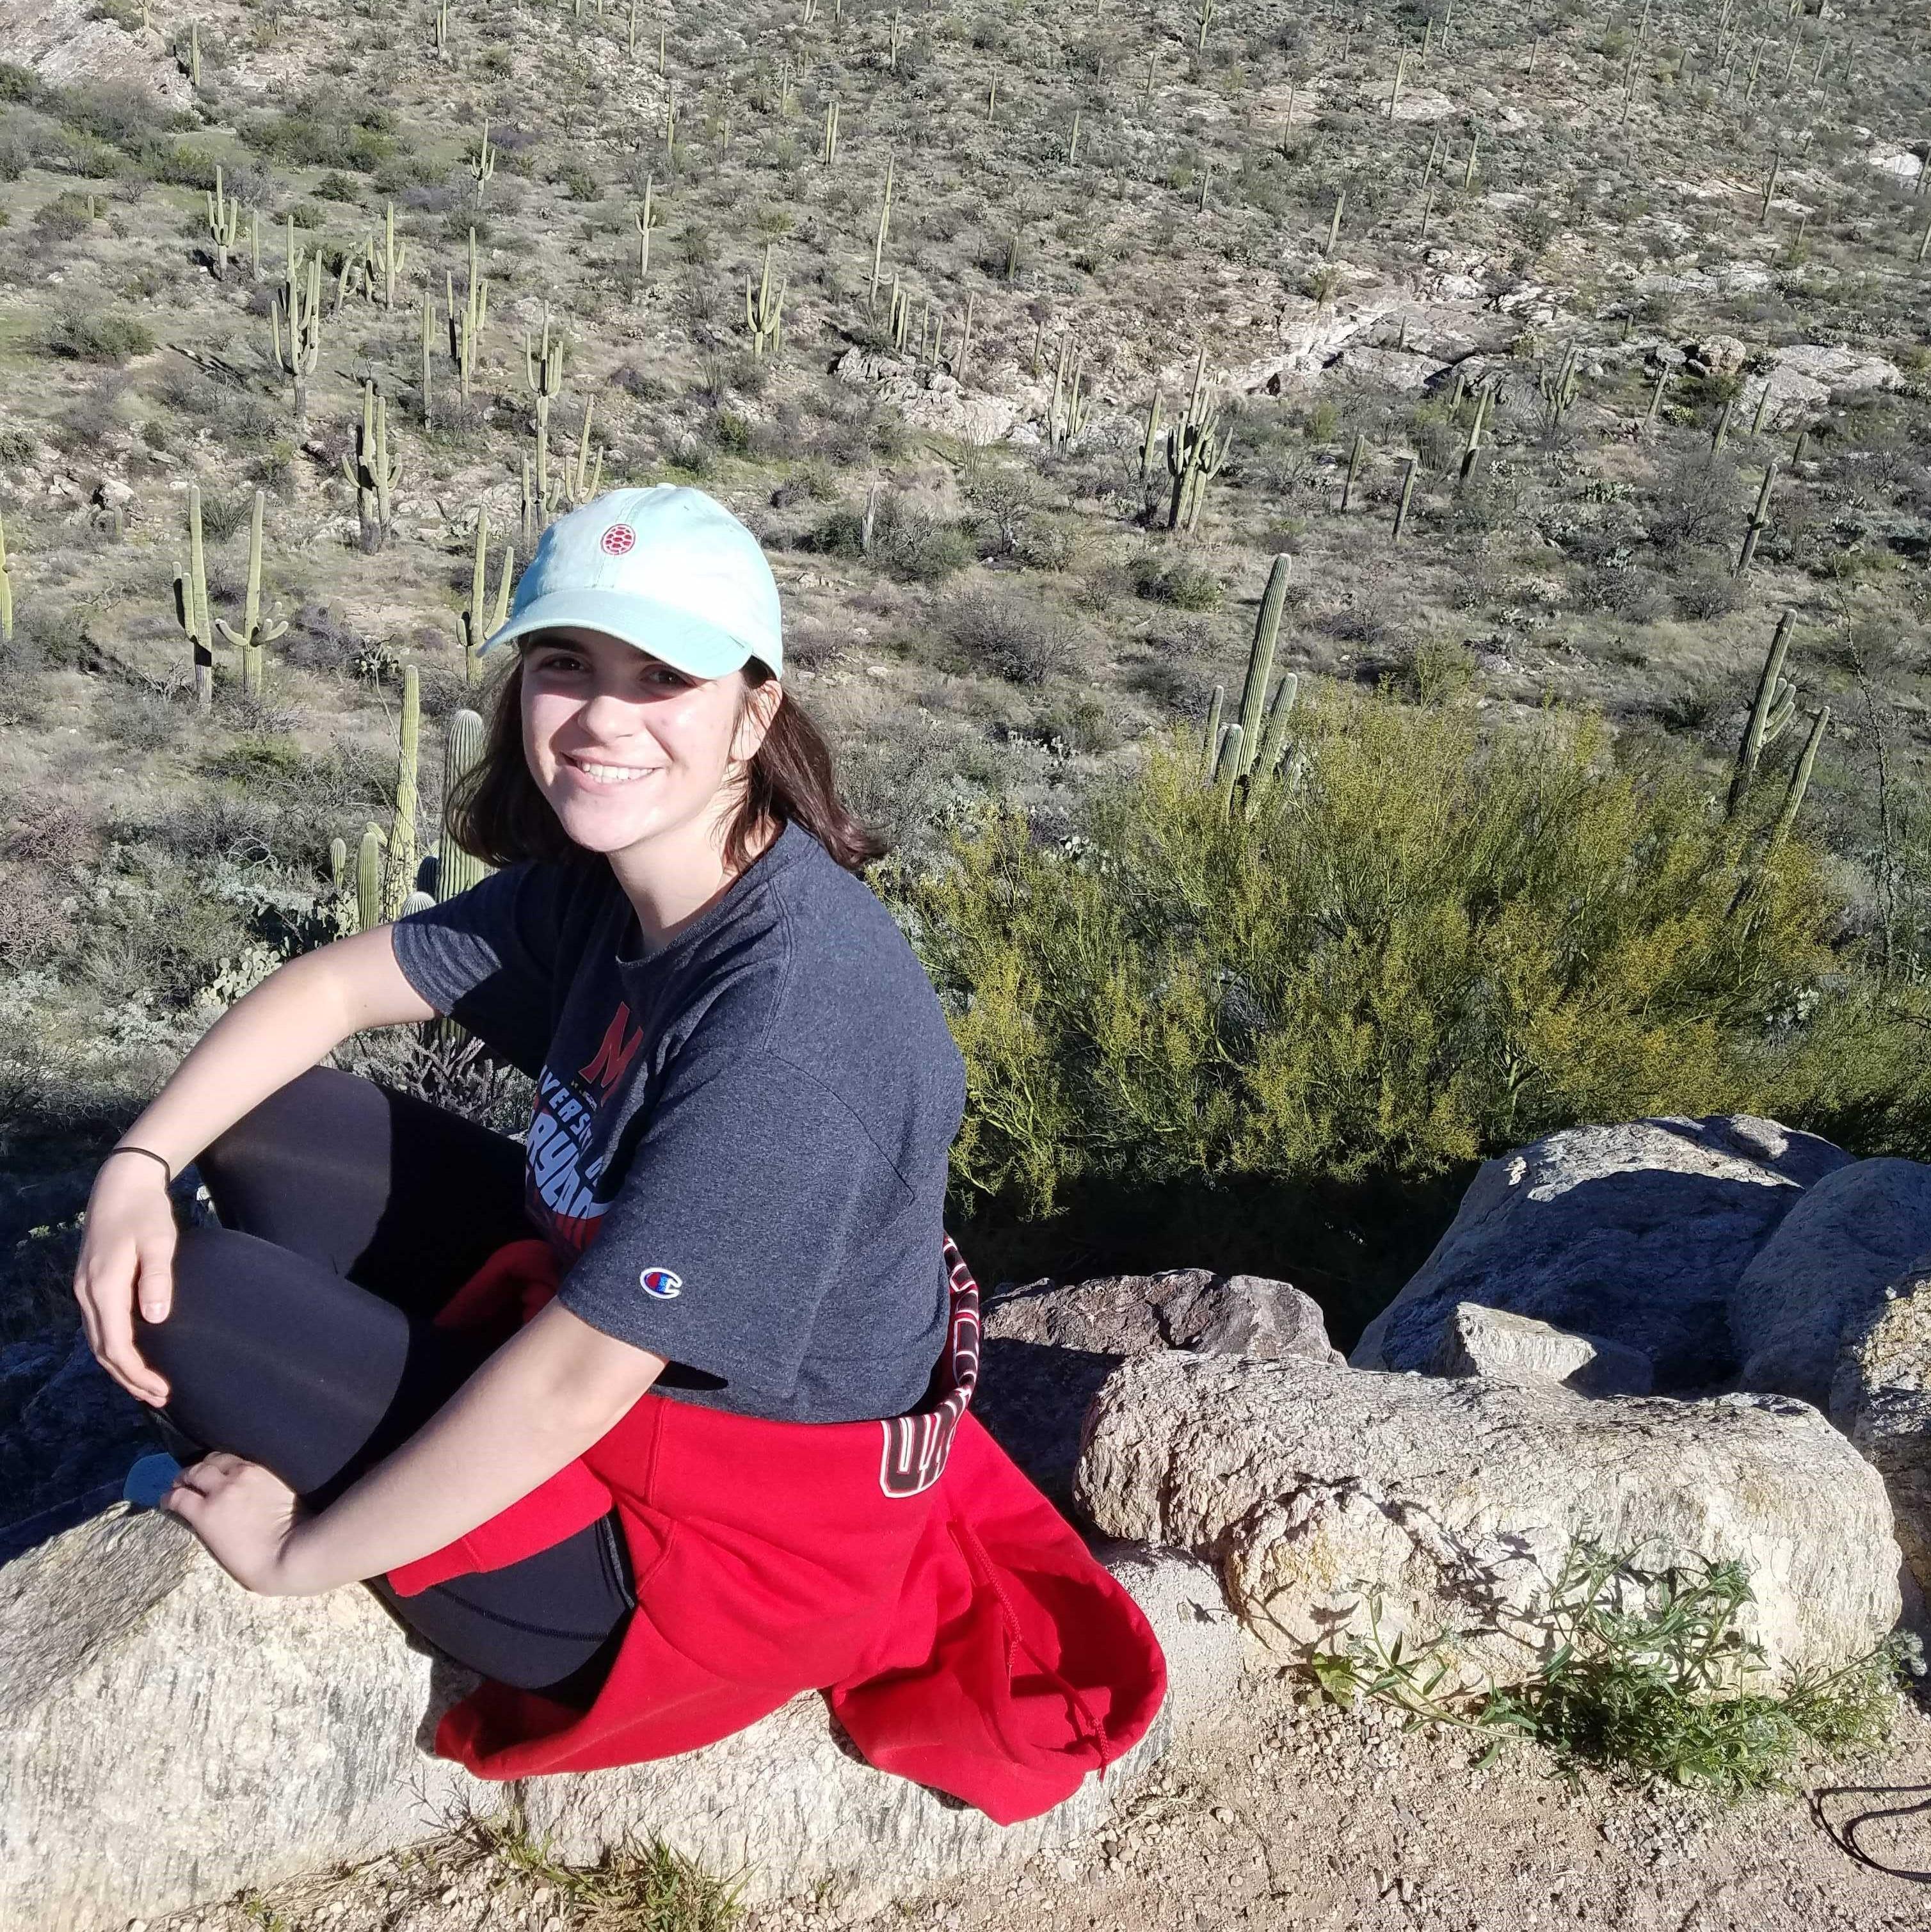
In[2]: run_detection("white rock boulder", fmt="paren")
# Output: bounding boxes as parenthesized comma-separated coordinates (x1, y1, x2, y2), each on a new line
(0, 1508, 1240, 1932)
(1729, 1157, 1931, 1408)
(1075, 1355, 1901, 1691)
(1351, 1114, 1851, 1388)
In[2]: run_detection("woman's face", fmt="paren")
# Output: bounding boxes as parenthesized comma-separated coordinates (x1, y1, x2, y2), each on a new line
(520, 626, 780, 858)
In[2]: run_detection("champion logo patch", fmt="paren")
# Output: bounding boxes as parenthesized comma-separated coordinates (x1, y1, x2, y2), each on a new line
(638, 1266, 683, 1299)
(600, 524, 636, 556)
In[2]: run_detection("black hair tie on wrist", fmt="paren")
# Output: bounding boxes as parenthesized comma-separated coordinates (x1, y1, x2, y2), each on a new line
(102, 1146, 174, 1187)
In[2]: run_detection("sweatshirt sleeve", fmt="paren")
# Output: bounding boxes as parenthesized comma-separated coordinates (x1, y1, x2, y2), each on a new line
(552, 1049, 913, 1409)
(389, 860, 575, 1078)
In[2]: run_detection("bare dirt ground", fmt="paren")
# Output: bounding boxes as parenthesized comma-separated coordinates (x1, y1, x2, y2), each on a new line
(150, 1670, 1931, 1932)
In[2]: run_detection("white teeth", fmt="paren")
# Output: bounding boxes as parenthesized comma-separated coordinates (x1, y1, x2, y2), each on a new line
(573, 761, 652, 784)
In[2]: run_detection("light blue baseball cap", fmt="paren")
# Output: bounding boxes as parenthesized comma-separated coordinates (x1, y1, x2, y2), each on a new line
(483, 485, 783, 679)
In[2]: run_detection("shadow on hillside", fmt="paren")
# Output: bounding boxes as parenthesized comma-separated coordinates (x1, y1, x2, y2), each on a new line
(951, 1164, 1477, 1357)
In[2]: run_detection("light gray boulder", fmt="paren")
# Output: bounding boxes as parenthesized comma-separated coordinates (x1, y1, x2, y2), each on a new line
(1351, 1114, 1851, 1389)
(1831, 1266, 1931, 1602)
(1075, 1355, 1900, 1693)
(1729, 1158, 1931, 1408)
(1425, 1302, 1653, 1396)
(978, 1268, 1341, 1509)
(0, 1506, 1240, 1932)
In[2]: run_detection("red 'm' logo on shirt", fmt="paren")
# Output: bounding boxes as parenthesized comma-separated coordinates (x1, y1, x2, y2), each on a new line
(580, 1002, 645, 1097)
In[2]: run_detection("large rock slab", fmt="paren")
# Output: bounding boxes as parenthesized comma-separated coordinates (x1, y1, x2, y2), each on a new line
(0, 1507, 1240, 1932)
(1351, 1115, 1852, 1389)
(1831, 1266, 1931, 1602)
(1729, 1158, 1931, 1408)
(978, 1269, 1341, 1509)
(1075, 1355, 1900, 1691)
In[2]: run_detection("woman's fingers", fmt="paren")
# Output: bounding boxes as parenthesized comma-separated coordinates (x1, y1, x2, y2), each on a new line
(135, 1232, 175, 1324)
(84, 1272, 170, 1406)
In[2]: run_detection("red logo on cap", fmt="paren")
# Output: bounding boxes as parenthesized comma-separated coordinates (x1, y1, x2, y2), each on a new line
(600, 524, 636, 556)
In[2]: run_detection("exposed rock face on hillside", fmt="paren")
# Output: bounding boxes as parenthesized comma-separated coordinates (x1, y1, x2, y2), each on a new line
(1833, 1268, 1931, 1602)
(1350, 1113, 1852, 1387)
(1075, 1353, 1902, 1691)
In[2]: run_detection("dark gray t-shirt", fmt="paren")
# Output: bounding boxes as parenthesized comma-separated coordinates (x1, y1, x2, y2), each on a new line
(389, 819, 968, 1424)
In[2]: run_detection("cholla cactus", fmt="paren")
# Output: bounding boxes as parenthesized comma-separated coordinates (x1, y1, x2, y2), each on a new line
(746, 242, 786, 358)
(212, 489, 289, 696)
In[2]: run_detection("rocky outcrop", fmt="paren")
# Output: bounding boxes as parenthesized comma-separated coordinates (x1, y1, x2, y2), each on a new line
(1729, 1158, 1931, 1408)
(1075, 1355, 1900, 1691)
(978, 1269, 1340, 1508)
(0, 1508, 1240, 1932)
(1350, 1114, 1852, 1388)
(1424, 1302, 1653, 1396)
(1831, 1267, 1931, 1601)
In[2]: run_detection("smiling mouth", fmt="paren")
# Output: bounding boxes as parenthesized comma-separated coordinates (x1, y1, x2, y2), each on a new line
(564, 753, 661, 785)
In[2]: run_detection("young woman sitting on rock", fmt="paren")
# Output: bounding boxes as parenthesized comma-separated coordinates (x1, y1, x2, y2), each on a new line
(72, 485, 1164, 1821)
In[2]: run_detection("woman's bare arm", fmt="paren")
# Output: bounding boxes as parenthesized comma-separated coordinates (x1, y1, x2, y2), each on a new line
(167, 1298, 668, 1595)
(75, 926, 440, 1403)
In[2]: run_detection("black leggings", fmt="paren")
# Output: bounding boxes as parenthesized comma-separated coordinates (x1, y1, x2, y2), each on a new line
(135, 1064, 633, 1705)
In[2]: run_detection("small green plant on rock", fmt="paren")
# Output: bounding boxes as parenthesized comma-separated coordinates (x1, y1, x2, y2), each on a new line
(1306, 1537, 1920, 1796)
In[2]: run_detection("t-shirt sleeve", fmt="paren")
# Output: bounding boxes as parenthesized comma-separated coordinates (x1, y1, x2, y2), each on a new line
(389, 860, 572, 1078)
(553, 1051, 911, 1405)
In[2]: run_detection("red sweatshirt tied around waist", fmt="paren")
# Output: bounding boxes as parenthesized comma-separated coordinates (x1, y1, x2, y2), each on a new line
(383, 1234, 1167, 1826)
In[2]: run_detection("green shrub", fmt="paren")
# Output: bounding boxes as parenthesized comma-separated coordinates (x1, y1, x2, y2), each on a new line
(1132, 554, 1223, 611)
(43, 310, 154, 362)
(901, 686, 1860, 1218)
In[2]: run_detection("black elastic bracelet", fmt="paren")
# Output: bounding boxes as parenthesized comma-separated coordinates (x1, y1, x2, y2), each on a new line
(102, 1145, 174, 1187)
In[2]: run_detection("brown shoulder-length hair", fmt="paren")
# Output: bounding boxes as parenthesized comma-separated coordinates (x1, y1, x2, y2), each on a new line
(444, 645, 888, 878)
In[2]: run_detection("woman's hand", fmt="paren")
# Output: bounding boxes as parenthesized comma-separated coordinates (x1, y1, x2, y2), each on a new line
(163, 1453, 320, 1596)
(73, 1157, 180, 1406)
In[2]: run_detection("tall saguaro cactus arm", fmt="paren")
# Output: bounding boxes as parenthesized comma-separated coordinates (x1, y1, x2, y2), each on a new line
(1726, 612, 1798, 817)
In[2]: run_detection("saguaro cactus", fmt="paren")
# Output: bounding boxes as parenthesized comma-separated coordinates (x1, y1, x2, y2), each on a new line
(212, 488, 288, 696)
(525, 309, 565, 531)
(342, 380, 401, 552)
(1459, 379, 1492, 481)
(1164, 343, 1231, 534)
(0, 508, 13, 644)
(869, 153, 894, 309)
(380, 663, 421, 923)
(1736, 460, 1777, 576)
(376, 200, 407, 308)
(269, 222, 323, 432)
(447, 227, 490, 399)
(170, 486, 217, 711)
(205, 165, 239, 278)
(1391, 455, 1419, 540)
(1726, 611, 1798, 817)
(635, 175, 657, 281)
(461, 506, 514, 684)
(1228, 554, 1300, 809)
(746, 242, 787, 358)
(1342, 431, 1367, 509)
(471, 117, 497, 205)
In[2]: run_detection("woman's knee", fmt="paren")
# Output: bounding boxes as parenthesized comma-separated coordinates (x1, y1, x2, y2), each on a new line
(197, 1065, 374, 1193)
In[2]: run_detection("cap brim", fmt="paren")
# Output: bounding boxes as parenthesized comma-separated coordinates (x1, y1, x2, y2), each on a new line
(483, 588, 777, 679)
